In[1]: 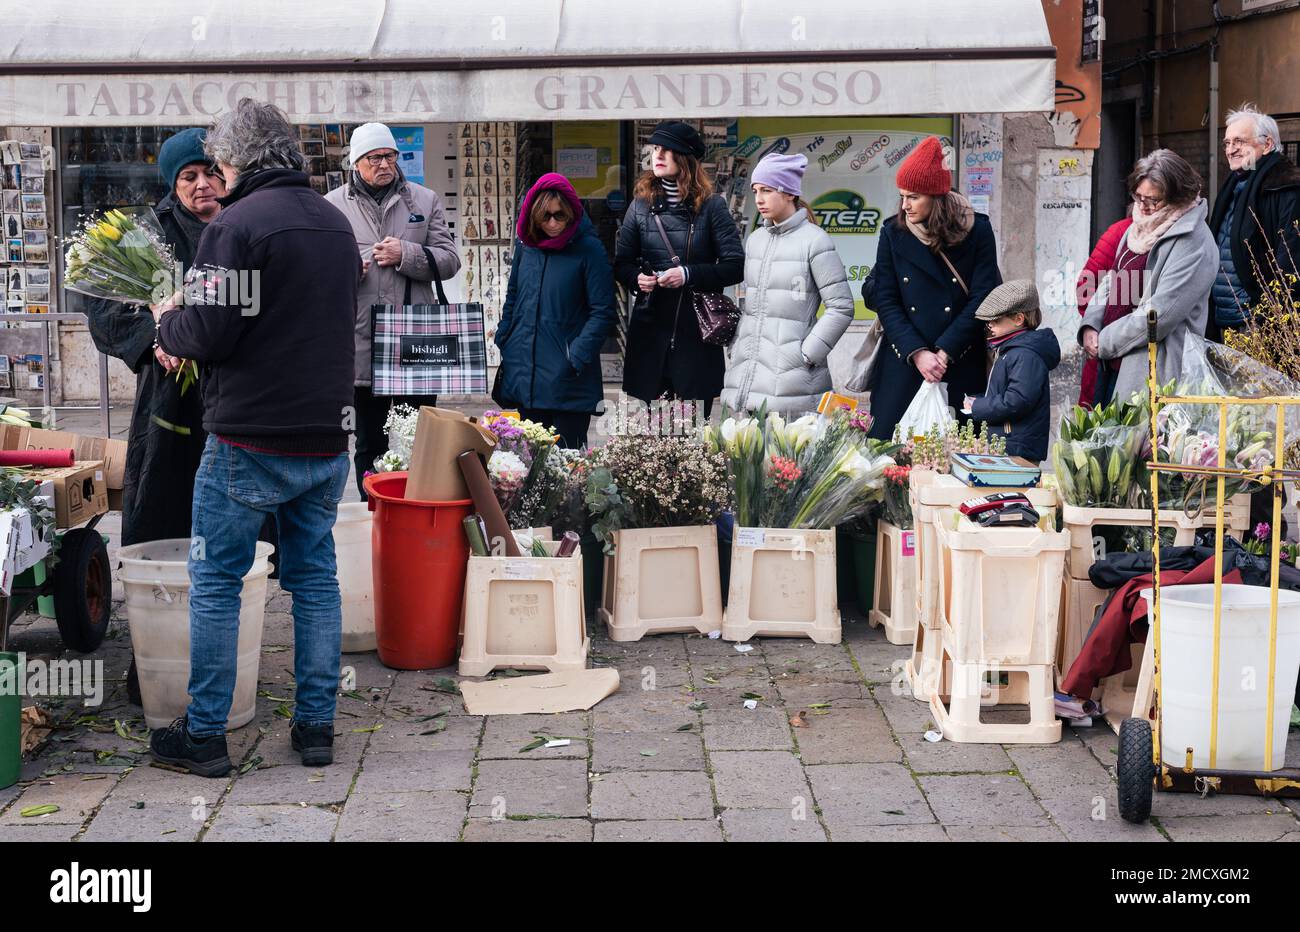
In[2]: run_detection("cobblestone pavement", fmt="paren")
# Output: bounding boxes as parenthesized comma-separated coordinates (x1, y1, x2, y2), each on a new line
(4, 575, 1299, 842)
(6, 410, 1296, 842)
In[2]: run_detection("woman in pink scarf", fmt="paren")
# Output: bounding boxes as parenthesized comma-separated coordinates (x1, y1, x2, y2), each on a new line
(492, 173, 618, 448)
(1079, 150, 1217, 407)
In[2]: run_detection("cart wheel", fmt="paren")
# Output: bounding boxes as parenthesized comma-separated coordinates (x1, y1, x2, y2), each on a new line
(53, 528, 111, 653)
(1117, 717, 1155, 823)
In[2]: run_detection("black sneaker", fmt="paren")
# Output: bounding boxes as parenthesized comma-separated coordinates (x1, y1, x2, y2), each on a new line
(290, 722, 334, 767)
(149, 715, 231, 778)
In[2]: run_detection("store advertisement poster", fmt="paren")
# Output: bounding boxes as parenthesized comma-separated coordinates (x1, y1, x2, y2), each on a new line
(391, 126, 425, 186)
(719, 116, 953, 319)
(552, 121, 621, 198)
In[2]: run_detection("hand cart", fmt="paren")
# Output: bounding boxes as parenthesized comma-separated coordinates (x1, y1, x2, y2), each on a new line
(1117, 309, 1300, 822)
(1, 509, 112, 657)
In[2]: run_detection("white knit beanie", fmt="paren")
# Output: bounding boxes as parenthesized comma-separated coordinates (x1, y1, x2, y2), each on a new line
(348, 123, 398, 166)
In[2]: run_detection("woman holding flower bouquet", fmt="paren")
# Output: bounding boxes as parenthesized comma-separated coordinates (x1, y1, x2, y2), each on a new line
(721, 152, 855, 417)
(494, 173, 618, 448)
(83, 128, 219, 546)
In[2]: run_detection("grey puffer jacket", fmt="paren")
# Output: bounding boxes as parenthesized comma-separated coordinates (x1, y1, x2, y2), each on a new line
(720, 209, 855, 416)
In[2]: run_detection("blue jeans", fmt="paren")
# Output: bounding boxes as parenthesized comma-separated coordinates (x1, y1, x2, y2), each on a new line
(186, 435, 349, 736)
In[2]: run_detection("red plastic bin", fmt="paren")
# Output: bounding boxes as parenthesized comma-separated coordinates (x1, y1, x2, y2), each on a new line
(363, 472, 473, 670)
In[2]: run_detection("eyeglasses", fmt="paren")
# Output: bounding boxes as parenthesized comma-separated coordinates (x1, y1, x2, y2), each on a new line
(542, 211, 571, 222)
(1132, 193, 1166, 210)
(1223, 136, 1258, 151)
(361, 152, 398, 166)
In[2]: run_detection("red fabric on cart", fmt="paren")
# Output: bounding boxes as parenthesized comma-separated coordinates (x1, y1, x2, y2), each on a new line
(1061, 556, 1241, 698)
(0, 449, 75, 468)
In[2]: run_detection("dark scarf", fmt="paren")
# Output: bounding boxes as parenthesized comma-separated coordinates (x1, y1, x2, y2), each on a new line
(170, 199, 209, 257)
(352, 171, 399, 204)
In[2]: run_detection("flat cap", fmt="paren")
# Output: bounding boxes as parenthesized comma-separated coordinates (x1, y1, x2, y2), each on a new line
(975, 279, 1040, 321)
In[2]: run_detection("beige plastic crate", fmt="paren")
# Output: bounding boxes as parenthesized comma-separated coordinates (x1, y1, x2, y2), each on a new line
(1057, 575, 1112, 693)
(722, 527, 840, 644)
(1061, 495, 1250, 581)
(906, 620, 950, 704)
(936, 517, 1069, 667)
(458, 542, 588, 677)
(929, 648, 1062, 744)
(1100, 638, 1156, 735)
(599, 526, 723, 641)
(869, 520, 917, 645)
(912, 472, 1057, 631)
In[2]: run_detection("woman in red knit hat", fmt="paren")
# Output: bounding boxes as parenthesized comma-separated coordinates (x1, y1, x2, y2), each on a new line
(856, 135, 1002, 440)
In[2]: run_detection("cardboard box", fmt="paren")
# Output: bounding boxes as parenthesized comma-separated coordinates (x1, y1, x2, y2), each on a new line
(405, 406, 496, 502)
(20, 461, 109, 528)
(1, 425, 128, 493)
(22, 428, 128, 491)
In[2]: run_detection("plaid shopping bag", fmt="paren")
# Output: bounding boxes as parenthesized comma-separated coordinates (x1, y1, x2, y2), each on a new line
(371, 247, 487, 396)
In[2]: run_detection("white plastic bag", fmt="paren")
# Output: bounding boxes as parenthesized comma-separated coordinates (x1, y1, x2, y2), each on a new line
(897, 381, 956, 440)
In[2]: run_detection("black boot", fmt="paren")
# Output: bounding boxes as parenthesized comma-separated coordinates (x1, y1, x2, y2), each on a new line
(149, 715, 231, 778)
(290, 721, 334, 767)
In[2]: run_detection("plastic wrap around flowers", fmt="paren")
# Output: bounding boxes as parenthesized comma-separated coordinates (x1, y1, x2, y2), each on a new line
(64, 207, 176, 304)
(704, 407, 898, 530)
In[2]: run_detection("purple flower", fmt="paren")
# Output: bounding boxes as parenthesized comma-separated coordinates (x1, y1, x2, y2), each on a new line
(1255, 522, 1271, 541)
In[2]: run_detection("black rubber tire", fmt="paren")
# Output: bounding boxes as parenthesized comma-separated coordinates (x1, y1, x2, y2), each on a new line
(52, 528, 112, 653)
(1117, 716, 1156, 823)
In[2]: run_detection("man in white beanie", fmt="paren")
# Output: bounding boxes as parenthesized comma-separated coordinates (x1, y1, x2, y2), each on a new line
(325, 122, 461, 496)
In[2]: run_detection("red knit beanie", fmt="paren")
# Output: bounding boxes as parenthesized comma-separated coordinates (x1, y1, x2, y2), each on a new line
(895, 136, 952, 196)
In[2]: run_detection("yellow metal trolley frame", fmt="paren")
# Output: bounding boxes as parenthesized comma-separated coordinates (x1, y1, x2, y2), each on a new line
(1117, 309, 1300, 823)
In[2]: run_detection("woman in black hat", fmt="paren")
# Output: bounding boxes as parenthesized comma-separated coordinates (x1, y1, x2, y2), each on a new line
(614, 121, 744, 418)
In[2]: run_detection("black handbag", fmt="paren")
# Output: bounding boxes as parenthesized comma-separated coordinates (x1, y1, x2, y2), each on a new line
(651, 212, 740, 346)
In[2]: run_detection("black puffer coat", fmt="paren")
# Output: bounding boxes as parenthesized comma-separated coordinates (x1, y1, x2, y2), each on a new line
(614, 192, 744, 404)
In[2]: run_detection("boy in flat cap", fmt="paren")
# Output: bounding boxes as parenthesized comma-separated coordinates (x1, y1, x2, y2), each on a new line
(963, 280, 1061, 462)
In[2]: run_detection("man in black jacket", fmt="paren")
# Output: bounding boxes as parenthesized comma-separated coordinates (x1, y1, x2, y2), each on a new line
(1208, 104, 1300, 339)
(149, 99, 360, 777)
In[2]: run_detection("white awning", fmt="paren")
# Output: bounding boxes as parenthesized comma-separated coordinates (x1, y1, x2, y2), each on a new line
(0, 0, 1056, 125)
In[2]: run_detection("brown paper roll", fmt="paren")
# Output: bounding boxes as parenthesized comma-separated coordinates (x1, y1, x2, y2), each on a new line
(456, 450, 520, 557)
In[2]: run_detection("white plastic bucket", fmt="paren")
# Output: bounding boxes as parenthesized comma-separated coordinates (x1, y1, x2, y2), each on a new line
(1142, 583, 1300, 771)
(119, 539, 275, 730)
(334, 503, 376, 653)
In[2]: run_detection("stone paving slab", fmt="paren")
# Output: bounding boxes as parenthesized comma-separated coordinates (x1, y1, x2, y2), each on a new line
(793, 705, 901, 765)
(711, 750, 811, 809)
(336, 790, 466, 841)
(901, 734, 1015, 774)
(701, 708, 793, 751)
(463, 817, 594, 842)
(593, 819, 723, 842)
(352, 749, 474, 794)
(202, 803, 339, 842)
(478, 714, 591, 760)
(1160, 811, 1300, 842)
(592, 731, 706, 772)
(918, 774, 1052, 827)
(806, 762, 935, 828)
(589, 771, 714, 821)
(469, 759, 588, 819)
(6, 579, 1297, 842)
(0, 774, 115, 826)
(721, 807, 827, 841)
